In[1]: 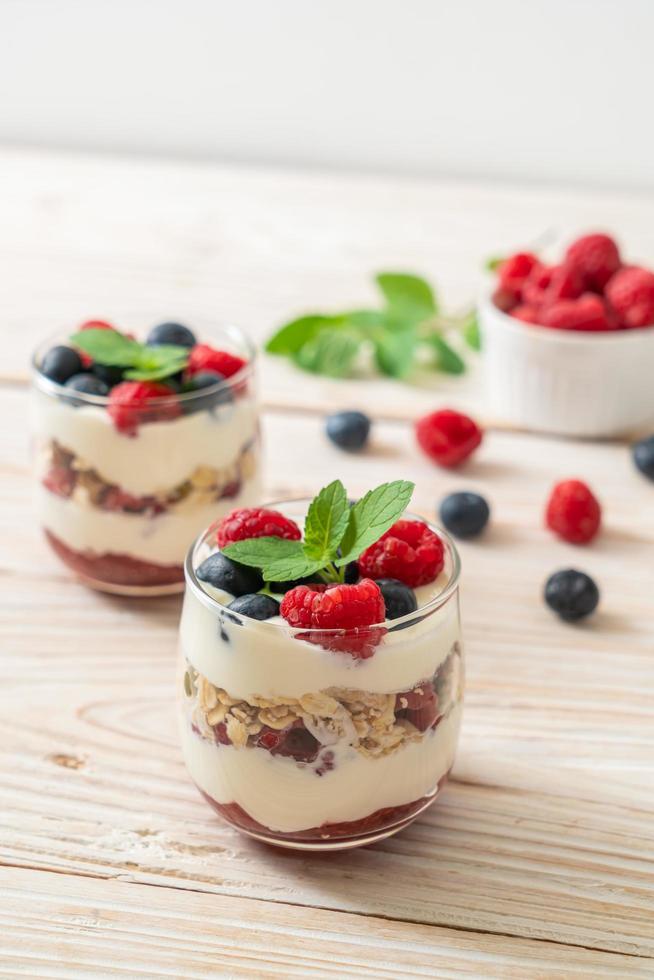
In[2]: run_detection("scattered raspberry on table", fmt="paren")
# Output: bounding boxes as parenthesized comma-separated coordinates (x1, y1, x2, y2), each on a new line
(545, 479, 602, 544)
(415, 408, 482, 468)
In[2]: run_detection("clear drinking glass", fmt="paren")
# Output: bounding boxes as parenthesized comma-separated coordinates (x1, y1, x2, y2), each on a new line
(177, 501, 464, 850)
(31, 324, 260, 596)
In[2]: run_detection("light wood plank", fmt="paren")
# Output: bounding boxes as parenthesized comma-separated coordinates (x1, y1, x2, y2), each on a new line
(2, 867, 650, 980)
(4, 147, 654, 421)
(2, 388, 653, 959)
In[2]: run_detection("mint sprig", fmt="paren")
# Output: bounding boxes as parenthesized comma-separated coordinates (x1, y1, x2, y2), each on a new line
(223, 478, 415, 583)
(70, 329, 189, 382)
(265, 271, 475, 383)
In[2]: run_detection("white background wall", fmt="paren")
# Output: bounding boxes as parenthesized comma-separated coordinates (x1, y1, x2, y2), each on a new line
(1, 0, 651, 189)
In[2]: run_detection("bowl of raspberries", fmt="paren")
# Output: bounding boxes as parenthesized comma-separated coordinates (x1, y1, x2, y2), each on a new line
(478, 232, 654, 437)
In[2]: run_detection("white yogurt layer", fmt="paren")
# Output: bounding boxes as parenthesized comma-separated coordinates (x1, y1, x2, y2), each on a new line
(32, 389, 259, 496)
(180, 701, 462, 833)
(38, 478, 261, 565)
(181, 562, 459, 698)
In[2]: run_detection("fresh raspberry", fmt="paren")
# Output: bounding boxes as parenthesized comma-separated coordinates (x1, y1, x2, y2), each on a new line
(281, 579, 384, 629)
(565, 233, 621, 291)
(358, 519, 445, 587)
(511, 304, 540, 324)
(497, 252, 540, 301)
(107, 381, 180, 435)
(605, 266, 654, 329)
(521, 264, 554, 307)
(415, 408, 483, 468)
(492, 287, 518, 313)
(187, 344, 246, 380)
(215, 507, 301, 548)
(541, 294, 612, 332)
(281, 579, 386, 659)
(545, 479, 601, 544)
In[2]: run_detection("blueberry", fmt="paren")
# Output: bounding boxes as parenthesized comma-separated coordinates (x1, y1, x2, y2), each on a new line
(544, 569, 600, 622)
(40, 345, 83, 384)
(375, 579, 417, 620)
(439, 491, 490, 539)
(343, 561, 359, 584)
(326, 411, 371, 451)
(633, 435, 654, 481)
(226, 593, 280, 621)
(196, 553, 263, 596)
(92, 363, 125, 387)
(63, 373, 110, 404)
(147, 322, 196, 348)
(181, 370, 232, 414)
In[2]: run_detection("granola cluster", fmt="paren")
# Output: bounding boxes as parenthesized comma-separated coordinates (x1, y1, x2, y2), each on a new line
(185, 643, 462, 759)
(40, 438, 257, 515)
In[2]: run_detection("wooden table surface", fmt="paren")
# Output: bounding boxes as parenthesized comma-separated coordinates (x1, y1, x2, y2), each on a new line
(1, 148, 653, 978)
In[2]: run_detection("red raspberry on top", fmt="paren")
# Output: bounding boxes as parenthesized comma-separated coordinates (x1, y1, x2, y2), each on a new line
(541, 294, 612, 332)
(565, 233, 621, 292)
(216, 507, 301, 548)
(187, 344, 246, 380)
(415, 408, 483, 468)
(108, 381, 180, 435)
(358, 519, 445, 587)
(605, 267, 654, 329)
(280, 580, 386, 659)
(545, 479, 601, 544)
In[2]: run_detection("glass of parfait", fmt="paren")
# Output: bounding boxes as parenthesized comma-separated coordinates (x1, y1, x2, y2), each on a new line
(31, 319, 260, 596)
(177, 487, 464, 850)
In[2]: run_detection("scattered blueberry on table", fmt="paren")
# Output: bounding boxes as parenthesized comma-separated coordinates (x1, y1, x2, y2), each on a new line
(326, 411, 371, 451)
(632, 435, 654, 481)
(544, 569, 600, 622)
(439, 491, 490, 539)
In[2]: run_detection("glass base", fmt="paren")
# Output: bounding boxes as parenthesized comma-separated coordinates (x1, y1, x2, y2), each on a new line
(44, 529, 184, 597)
(199, 772, 449, 851)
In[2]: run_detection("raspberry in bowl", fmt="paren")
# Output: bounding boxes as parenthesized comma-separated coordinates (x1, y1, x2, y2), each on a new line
(478, 233, 654, 437)
(177, 480, 464, 850)
(31, 320, 260, 595)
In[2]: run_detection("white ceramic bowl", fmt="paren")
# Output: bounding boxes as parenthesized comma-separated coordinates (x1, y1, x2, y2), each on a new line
(478, 294, 654, 437)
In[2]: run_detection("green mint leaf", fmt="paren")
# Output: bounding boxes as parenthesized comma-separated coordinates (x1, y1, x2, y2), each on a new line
(485, 255, 504, 272)
(222, 537, 324, 583)
(124, 358, 188, 382)
(71, 330, 189, 379)
(70, 329, 143, 366)
(430, 335, 466, 375)
(336, 480, 415, 567)
(303, 480, 350, 562)
(373, 329, 417, 378)
(265, 315, 344, 355)
(223, 537, 303, 568)
(376, 272, 437, 324)
(294, 329, 360, 378)
(463, 312, 481, 351)
(341, 309, 389, 331)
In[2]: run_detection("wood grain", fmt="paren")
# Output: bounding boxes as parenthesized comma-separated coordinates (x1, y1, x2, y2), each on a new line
(2, 149, 654, 976)
(2, 867, 650, 980)
(2, 384, 654, 972)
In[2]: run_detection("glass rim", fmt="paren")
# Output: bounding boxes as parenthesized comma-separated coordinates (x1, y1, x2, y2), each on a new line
(184, 497, 462, 632)
(31, 321, 257, 407)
